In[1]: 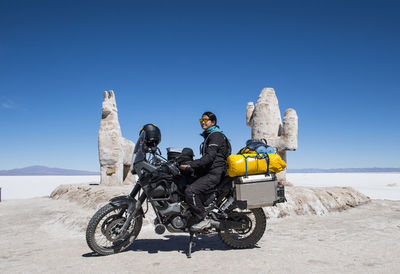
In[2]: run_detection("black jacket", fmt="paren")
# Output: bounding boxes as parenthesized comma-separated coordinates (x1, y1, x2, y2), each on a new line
(189, 131, 231, 176)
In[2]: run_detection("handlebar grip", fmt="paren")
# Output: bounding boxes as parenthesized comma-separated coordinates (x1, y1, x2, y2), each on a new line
(166, 162, 180, 176)
(186, 166, 194, 174)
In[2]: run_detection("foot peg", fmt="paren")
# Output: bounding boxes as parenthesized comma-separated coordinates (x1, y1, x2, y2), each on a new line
(190, 218, 211, 232)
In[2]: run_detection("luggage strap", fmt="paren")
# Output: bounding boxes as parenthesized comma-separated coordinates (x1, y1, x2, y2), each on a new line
(241, 153, 270, 177)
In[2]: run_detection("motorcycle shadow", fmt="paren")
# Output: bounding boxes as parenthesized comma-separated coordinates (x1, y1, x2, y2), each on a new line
(82, 235, 260, 257)
(128, 235, 230, 254)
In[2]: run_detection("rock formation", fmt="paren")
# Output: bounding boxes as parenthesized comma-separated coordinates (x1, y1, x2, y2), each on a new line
(263, 186, 369, 218)
(50, 183, 370, 232)
(98, 90, 135, 185)
(246, 88, 298, 182)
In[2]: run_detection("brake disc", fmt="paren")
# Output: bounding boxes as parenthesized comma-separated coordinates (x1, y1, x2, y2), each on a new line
(104, 218, 128, 242)
(101, 214, 121, 235)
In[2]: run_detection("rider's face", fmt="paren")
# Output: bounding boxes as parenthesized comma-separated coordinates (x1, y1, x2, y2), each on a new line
(200, 115, 215, 130)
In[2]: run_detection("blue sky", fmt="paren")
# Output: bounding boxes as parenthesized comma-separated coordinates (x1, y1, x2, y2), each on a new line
(0, 0, 399, 171)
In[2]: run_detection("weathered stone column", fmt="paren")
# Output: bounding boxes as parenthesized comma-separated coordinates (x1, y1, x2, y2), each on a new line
(246, 88, 298, 182)
(98, 90, 135, 185)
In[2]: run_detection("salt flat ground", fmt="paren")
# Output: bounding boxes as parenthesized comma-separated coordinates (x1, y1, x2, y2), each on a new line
(1, 174, 400, 273)
(0, 176, 100, 200)
(0, 197, 399, 273)
(287, 173, 400, 200)
(1, 173, 400, 200)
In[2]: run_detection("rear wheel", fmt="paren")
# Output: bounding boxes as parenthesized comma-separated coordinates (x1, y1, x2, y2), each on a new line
(86, 203, 143, 255)
(218, 207, 266, 249)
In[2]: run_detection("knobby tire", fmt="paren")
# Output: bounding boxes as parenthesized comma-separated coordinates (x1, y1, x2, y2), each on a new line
(86, 203, 143, 256)
(218, 208, 266, 249)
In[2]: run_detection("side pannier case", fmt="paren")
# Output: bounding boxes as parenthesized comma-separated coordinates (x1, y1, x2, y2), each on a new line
(234, 173, 285, 208)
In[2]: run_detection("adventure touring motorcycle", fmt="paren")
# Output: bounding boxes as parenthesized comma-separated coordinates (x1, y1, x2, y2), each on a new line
(86, 124, 286, 257)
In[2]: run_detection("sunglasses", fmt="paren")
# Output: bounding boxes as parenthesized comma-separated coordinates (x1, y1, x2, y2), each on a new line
(199, 118, 210, 123)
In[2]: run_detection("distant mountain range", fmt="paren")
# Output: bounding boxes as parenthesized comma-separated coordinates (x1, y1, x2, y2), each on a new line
(0, 165, 99, 176)
(287, 168, 400, 173)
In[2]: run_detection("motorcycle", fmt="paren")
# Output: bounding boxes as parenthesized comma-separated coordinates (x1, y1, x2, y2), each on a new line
(86, 126, 286, 258)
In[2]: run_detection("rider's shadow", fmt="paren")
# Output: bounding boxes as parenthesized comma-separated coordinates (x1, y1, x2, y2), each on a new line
(128, 235, 230, 254)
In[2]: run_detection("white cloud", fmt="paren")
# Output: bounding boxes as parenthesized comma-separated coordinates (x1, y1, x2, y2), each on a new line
(1, 98, 17, 110)
(2, 102, 15, 109)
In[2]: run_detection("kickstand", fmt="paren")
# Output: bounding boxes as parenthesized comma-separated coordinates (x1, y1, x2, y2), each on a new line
(187, 232, 195, 258)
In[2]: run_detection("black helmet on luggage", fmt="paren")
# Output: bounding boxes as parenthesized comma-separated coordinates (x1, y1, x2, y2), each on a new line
(140, 124, 161, 148)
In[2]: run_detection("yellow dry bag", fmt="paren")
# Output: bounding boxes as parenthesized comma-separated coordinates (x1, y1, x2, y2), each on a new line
(226, 153, 286, 177)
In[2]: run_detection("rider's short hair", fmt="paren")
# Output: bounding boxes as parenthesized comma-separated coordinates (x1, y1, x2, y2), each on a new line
(202, 111, 217, 124)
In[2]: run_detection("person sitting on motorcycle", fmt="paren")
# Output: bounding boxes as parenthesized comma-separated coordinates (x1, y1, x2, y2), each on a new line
(179, 111, 231, 231)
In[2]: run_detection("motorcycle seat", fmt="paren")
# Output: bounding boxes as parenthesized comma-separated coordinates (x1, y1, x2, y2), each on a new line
(203, 175, 233, 194)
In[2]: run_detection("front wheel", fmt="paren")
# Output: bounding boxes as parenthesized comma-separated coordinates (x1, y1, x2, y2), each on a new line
(86, 202, 143, 255)
(218, 207, 266, 249)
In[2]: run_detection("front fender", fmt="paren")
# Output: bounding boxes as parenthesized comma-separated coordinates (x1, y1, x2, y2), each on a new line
(109, 196, 144, 216)
(109, 195, 132, 207)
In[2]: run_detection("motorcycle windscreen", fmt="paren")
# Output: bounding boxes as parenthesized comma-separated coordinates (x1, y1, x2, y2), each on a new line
(131, 131, 146, 166)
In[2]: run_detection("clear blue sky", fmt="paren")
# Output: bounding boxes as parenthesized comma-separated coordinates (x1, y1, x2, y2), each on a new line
(1, 0, 399, 171)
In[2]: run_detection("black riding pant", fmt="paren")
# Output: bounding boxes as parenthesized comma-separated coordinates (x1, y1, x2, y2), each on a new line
(184, 169, 224, 220)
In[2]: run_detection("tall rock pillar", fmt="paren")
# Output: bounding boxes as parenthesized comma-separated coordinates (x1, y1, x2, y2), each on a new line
(246, 88, 298, 182)
(98, 90, 135, 185)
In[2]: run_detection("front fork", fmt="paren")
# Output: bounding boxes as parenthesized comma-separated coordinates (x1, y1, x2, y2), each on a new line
(129, 183, 141, 199)
(118, 184, 146, 234)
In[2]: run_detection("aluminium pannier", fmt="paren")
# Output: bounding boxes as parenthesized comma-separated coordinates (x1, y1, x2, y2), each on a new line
(234, 174, 281, 208)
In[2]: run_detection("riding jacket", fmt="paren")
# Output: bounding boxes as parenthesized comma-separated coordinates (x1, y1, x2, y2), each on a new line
(188, 127, 231, 176)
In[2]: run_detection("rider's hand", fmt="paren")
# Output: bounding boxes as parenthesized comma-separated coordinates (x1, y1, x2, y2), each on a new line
(179, 164, 189, 170)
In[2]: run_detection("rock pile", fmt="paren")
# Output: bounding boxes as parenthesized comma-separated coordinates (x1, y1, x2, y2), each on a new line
(264, 186, 370, 218)
(50, 184, 370, 232)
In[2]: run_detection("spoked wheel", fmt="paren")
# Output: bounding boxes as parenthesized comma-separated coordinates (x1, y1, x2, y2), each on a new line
(218, 207, 266, 249)
(86, 203, 143, 255)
